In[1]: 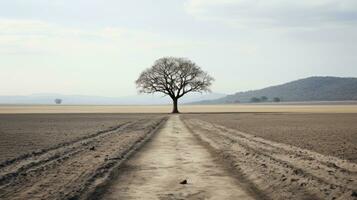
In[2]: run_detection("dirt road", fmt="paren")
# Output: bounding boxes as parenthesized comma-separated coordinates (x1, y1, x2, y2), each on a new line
(101, 115, 257, 200)
(1, 114, 356, 199)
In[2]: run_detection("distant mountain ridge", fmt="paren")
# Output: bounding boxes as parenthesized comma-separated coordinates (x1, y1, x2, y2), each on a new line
(194, 76, 357, 104)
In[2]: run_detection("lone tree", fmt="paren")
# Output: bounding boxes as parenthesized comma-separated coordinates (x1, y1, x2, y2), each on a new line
(250, 97, 261, 103)
(136, 57, 214, 113)
(260, 96, 268, 102)
(54, 98, 62, 105)
(273, 97, 281, 102)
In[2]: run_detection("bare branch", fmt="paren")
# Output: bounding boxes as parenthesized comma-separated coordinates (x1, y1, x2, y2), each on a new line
(135, 57, 214, 113)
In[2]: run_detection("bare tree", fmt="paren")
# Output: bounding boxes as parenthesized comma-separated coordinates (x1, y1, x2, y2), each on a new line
(136, 57, 214, 113)
(260, 96, 268, 102)
(54, 98, 62, 105)
(273, 97, 281, 102)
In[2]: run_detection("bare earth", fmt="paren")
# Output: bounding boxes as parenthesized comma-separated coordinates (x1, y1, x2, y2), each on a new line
(0, 114, 166, 200)
(183, 113, 357, 163)
(1, 104, 357, 113)
(0, 114, 162, 163)
(0, 110, 356, 199)
(101, 115, 256, 200)
(183, 117, 357, 200)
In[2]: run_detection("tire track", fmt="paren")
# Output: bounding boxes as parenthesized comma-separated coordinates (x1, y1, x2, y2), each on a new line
(100, 115, 257, 200)
(184, 119, 357, 200)
(0, 121, 135, 185)
(0, 120, 135, 169)
(0, 117, 167, 200)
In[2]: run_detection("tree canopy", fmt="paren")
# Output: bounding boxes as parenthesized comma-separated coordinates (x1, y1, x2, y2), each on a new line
(136, 57, 214, 113)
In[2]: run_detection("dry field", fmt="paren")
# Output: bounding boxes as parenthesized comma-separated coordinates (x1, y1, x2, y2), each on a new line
(183, 116, 357, 200)
(1, 104, 357, 113)
(0, 114, 163, 163)
(183, 113, 357, 163)
(0, 113, 167, 199)
(0, 105, 356, 199)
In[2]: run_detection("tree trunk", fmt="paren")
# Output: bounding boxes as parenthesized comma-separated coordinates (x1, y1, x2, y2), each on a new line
(172, 98, 179, 113)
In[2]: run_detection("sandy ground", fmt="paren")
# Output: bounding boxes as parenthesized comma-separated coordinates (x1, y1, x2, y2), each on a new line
(183, 118, 357, 200)
(1, 104, 357, 113)
(183, 113, 357, 163)
(0, 116, 166, 200)
(0, 114, 162, 163)
(100, 115, 257, 200)
(0, 112, 356, 199)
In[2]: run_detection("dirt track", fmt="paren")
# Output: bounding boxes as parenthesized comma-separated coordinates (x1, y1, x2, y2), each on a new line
(1, 114, 356, 200)
(100, 115, 257, 200)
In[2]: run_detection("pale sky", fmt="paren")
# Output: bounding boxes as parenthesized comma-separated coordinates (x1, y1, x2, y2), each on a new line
(1, 0, 357, 97)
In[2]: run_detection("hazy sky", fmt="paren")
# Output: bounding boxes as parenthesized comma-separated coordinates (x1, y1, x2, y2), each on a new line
(1, 0, 357, 97)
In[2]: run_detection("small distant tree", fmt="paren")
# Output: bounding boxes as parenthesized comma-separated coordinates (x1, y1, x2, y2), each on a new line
(273, 97, 281, 102)
(234, 100, 240, 103)
(260, 96, 268, 102)
(136, 57, 214, 113)
(250, 97, 261, 103)
(54, 98, 62, 104)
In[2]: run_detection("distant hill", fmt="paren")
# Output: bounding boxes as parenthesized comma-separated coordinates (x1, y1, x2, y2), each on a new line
(194, 76, 357, 104)
(0, 92, 226, 105)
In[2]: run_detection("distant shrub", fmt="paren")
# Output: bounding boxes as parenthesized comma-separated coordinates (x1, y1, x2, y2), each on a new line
(250, 97, 261, 103)
(260, 96, 268, 102)
(54, 99, 62, 104)
(273, 97, 281, 102)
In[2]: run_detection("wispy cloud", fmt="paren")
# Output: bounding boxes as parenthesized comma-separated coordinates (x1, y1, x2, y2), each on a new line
(0, 18, 203, 55)
(185, 0, 357, 28)
(1, 1, 357, 96)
